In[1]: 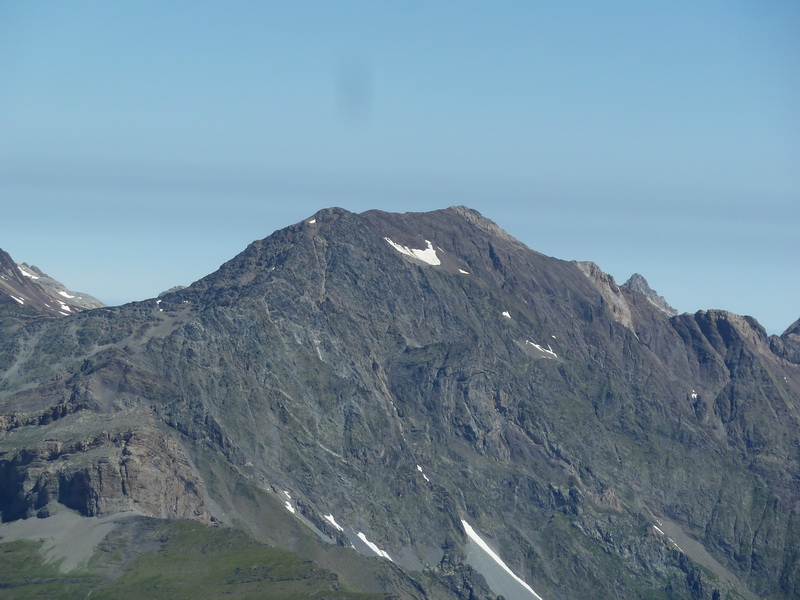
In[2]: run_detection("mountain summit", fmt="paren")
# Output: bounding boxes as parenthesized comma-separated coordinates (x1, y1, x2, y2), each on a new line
(1, 207, 798, 599)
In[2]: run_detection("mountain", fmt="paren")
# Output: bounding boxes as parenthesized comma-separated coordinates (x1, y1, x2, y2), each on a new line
(16, 262, 105, 311)
(0, 249, 104, 323)
(1, 206, 798, 600)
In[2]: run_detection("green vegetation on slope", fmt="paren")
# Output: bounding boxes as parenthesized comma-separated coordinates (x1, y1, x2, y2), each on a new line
(0, 519, 386, 600)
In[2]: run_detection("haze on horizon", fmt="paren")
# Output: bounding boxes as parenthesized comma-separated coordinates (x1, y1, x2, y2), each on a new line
(1, 1, 798, 334)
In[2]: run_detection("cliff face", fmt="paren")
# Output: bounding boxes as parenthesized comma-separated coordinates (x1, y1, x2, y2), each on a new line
(0, 207, 798, 600)
(0, 423, 210, 523)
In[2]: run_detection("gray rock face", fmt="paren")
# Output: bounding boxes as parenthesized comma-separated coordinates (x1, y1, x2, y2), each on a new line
(0, 206, 798, 600)
(622, 272, 678, 316)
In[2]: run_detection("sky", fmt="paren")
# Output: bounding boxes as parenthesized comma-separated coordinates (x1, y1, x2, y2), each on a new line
(1, 1, 798, 334)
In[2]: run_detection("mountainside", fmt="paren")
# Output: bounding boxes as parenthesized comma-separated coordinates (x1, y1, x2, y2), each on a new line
(1, 207, 798, 600)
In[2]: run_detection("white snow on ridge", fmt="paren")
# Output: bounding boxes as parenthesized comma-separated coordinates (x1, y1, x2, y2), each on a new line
(525, 340, 557, 359)
(652, 524, 683, 552)
(58, 291, 75, 299)
(324, 514, 344, 532)
(384, 238, 441, 266)
(17, 265, 39, 279)
(461, 520, 544, 600)
(357, 532, 393, 561)
(668, 537, 683, 552)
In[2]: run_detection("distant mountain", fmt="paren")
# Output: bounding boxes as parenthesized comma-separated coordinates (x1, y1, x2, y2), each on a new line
(17, 262, 105, 311)
(0, 248, 104, 321)
(1, 207, 798, 600)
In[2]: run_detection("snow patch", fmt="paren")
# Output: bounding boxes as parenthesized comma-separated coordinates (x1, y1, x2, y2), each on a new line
(324, 514, 344, 532)
(416, 465, 430, 482)
(308, 219, 316, 224)
(653, 525, 664, 535)
(58, 291, 75, 299)
(461, 520, 544, 599)
(384, 238, 441, 266)
(18, 266, 39, 279)
(502, 311, 511, 319)
(458, 269, 470, 274)
(284, 501, 295, 514)
(690, 390, 698, 399)
(668, 537, 683, 552)
(525, 340, 557, 359)
(9, 295, 24, 305)
(357, 532, 392, 561)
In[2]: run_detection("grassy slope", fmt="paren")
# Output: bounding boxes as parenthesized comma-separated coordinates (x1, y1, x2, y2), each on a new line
(0, 520, 385, 600)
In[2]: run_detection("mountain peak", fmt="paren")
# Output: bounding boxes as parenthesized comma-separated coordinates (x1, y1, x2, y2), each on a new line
(622, 272, 678, 316)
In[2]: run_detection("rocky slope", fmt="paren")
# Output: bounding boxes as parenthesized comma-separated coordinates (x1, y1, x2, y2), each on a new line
(1, 207, 798, 599)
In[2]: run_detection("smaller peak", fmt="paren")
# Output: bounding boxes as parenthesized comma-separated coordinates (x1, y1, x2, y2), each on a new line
(445, 205, 484, 218)
(623, 273, 650, 291)
(783, 317, 800, 338)
(575, 261, 618, 286)
(443, 206, 518, 243)
(622, 273, 677, 316)
(313, 207, 353, 218)
(300, 207, 354, 226)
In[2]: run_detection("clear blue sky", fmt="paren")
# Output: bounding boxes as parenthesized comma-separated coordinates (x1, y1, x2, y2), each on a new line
(1, 1, 798, 334)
